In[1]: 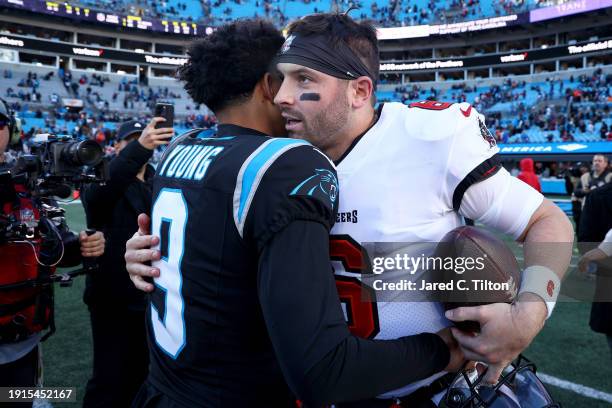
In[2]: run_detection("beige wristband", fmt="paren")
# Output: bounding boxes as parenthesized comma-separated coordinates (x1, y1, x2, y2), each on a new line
(518, 265, 560, 319)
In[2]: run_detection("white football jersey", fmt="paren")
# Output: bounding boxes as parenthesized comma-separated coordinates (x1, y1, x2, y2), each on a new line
(331, 101, 501, 398)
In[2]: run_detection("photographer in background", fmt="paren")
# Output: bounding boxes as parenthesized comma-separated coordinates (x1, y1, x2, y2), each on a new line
(81, 118, 173, 408)
(0, 98, 105, 406)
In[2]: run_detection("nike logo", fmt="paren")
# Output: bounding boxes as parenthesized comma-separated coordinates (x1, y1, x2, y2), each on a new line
(460, 105, 472, 117)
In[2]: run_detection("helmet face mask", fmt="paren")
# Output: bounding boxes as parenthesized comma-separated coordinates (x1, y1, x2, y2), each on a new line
(443, 355, 561, 408)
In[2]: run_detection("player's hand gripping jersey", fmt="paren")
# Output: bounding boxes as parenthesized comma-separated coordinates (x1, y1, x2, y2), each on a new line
(331, 101, 543, 399)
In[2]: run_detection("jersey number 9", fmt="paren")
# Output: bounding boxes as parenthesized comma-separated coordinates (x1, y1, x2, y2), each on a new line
(151, 188, 188, 359)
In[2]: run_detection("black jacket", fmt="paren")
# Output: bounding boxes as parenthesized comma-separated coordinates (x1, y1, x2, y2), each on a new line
(578, 182, 612, 334)
(82, 140, 155, 310)
(574, 169, 612, 198)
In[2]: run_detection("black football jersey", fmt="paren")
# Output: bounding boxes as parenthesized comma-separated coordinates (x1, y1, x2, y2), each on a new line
(145, 124, 338, 407)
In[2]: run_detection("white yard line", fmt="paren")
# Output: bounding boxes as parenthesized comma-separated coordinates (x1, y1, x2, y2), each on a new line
(539, 372, 612, 403)
(60, 199, 82, 205)
(514, 255, 578, 268)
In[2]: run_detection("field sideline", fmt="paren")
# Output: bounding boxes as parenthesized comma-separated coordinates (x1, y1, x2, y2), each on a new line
(39, 204, 612, 407)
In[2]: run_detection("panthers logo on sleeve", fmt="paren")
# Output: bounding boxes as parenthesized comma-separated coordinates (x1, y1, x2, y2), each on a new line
(290, 168, 338, 207)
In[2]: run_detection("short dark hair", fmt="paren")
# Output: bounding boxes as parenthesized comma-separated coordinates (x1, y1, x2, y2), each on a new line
(178, 19, 284, 113)
(286, 13, 379, 84)
(594, 154, 609, 162)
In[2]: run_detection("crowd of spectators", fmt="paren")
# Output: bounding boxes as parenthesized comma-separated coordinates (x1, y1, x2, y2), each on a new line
(2, 68, 199, 113)
(16, 108, 217, 143)
(386, 70, 612, 144)
(59, 0, 550, 29)
(1, 65, 217, 157)
(3, 69, 610, 147)
(112, 77, 185, 110)
(485, 102, 611, 144)
(2, 65, 610, 149)
(567, 70, 612, 103)
(203, 0, 542, 28)
(3, 66, 207, 117)
(8, 108, 218, 166)
(73, 0, 196, 22)
(489, 70, 612, 143)
(4, 71, 47, 103)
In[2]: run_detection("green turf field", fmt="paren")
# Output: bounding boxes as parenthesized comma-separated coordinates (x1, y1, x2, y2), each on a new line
(40, 204, 612, 407)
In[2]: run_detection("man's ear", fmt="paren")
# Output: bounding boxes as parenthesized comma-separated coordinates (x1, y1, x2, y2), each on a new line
(261, 72, 281, 103)
(350, 76, 374, 109)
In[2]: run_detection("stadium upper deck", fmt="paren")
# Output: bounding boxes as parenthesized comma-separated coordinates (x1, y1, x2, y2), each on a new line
(0, 0, 610, 149)
(0, 0, 558, 28)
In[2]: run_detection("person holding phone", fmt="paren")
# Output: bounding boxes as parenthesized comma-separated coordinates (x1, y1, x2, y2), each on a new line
(154, 102, 174, 130)
(81, 117, 174, 408)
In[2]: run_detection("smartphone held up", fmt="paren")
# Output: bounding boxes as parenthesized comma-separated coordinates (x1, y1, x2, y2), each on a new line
(154, 102, 174, 131)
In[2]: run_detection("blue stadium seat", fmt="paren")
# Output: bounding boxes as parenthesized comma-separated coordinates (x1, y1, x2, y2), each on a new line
(65, 0, 558, 27)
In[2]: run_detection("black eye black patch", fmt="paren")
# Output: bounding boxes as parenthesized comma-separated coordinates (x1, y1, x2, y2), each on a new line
(300, 93, 321, 101)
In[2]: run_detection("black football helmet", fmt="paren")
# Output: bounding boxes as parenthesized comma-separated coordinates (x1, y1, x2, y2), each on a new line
(442, 355, 560, 408)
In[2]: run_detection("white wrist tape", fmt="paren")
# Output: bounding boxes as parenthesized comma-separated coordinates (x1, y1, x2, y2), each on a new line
(518, 265, 560, 319)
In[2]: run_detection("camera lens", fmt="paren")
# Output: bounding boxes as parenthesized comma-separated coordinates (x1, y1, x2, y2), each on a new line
(62, 140, 103, 166)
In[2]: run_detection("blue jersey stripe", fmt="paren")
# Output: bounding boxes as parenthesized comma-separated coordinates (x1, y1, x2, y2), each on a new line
(234, 139, 310, 236)
(236, 139, 309, 224)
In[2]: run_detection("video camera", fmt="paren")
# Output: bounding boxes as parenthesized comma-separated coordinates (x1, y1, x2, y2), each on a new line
(1, 134, 108, 266)
(0, 129, 109, 342)
(8, 134, 108, 200)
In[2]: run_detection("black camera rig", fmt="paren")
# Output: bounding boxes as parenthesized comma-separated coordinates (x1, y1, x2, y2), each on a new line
(0, 134, 109, 288)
